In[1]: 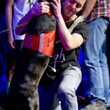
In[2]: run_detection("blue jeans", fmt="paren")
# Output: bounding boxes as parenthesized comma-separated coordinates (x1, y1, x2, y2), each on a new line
(39, 65, 82, 110)
(84, 17, 110, 104)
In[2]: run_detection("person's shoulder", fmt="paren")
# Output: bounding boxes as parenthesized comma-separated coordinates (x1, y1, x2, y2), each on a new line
(66, 17, 88, 30)
(74, 21, 90, 41)
(75, 21, 89, 31)
(77, 21, 87, 28)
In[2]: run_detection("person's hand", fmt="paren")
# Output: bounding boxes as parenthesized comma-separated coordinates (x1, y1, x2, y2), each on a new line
(50, 0, 61, 18)
(31, 0, 50, 16)
(7, 34, 15, 49)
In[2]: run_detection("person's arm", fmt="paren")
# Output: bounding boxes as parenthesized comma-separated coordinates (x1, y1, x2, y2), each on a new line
(51, 0, 84, 50)
(5, 0, 15, 49)
(81, 0, 97, 18)
(15, 0, 50, 35)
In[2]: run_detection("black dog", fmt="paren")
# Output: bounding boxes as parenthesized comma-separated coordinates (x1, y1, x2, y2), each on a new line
(0, 0, 56, 109)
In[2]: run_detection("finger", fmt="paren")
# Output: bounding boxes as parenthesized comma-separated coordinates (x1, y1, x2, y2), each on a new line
(10, 43, 15, 49)
(58, 0, 61, 4)
(53, 0, 57, 5)
(41, 1, 50, 6)
(43, 4, 50, 9)
(50, 2, 56, 9)
(42, 8, 50, 14)
(11, 45, 15, 49)
(41, 4, 50, 12)
(42, 1, 50, 5)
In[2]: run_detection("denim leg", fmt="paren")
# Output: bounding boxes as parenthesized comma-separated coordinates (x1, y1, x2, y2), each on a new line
(99, 22, 110, 104)
(56, 65, 82, 110)
(84, 18, 109, 104)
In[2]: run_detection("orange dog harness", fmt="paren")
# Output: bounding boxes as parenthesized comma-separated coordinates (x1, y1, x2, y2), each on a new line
(23, 30, 56, 57)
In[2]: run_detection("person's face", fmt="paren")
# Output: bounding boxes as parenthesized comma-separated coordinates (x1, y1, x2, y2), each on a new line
(61, 0, 85, 18)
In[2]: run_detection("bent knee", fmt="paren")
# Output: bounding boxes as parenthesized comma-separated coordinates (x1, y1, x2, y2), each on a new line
(57, 86, 76, 101)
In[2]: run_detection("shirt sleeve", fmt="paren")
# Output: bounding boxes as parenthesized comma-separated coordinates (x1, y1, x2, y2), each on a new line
(73, 22, 90, 42)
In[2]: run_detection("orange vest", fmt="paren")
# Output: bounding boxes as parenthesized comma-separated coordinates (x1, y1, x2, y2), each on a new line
(23, 30, 56, 57)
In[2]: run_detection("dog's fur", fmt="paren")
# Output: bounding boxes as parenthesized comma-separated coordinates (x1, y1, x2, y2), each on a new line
(0, 0, 56, 109)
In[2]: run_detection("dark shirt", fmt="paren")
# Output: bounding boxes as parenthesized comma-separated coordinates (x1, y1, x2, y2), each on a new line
(40, 19, 89, 85)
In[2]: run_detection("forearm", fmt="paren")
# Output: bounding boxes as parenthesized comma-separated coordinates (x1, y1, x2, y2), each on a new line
(56, 15, 83, 50)
(57, 16, 75, 50)
(51, 0, 84, 50)
(15, 9, 34, 35)
(16, 1, 50, 35)
(82, 0, 97, 18)
(5, 2, 13, 37)
(51, 0, 75, 50)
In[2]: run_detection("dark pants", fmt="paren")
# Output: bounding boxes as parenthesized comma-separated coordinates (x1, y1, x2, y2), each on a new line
(0, 14, 7, 74)
(5, 40, 23, 83)
(15, 40, 24, 62)
(0, 48, 50, 110)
